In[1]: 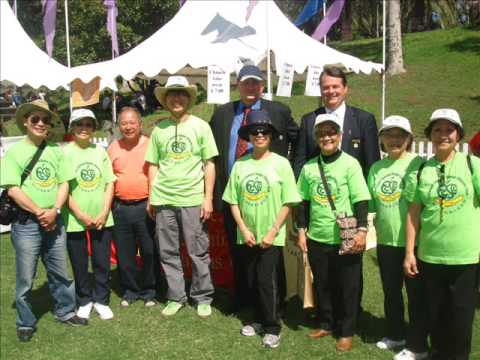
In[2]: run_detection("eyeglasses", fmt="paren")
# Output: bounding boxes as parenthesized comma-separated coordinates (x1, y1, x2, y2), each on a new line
(316, 129, 339, 138)
(29, 115, 52, 126)
(74, 121, 94, 128)
(249, 127, 271, 137)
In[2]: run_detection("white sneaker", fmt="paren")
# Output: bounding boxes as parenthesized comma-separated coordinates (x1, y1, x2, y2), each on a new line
(376, 337, 406, 350)
(393, 349, 428, 360)
(241, 323, 263, 337)
(93, 303, 114, 320)
(262, 334, 281, 349)
(76, 302, 93, 319)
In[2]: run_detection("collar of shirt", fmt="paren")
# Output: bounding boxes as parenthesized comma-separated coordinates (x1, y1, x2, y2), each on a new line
(237, 99, 262, 115)
(325, 102, 346, 131)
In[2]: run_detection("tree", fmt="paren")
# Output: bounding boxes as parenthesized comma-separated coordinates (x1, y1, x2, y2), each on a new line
(386, 0, 406, 75)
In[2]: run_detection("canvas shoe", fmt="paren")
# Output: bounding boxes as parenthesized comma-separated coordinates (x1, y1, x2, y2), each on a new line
(144, 299, 157, 308)
(61, 315, 88, 327)
(376, 337, 406, 350)
(93, 303, 114, 320)
(197, 303, 212, 318)
(77, 302, 93, 319)
(262, 334, 281, 349)
(393, 349, 428, 360)
(120, 298, 135, 307)
(241, 323, 264, 337)
(161, 301, 183, 316)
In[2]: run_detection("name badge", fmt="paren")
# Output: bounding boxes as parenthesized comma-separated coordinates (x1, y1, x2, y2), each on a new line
(352, 138, 361, 149)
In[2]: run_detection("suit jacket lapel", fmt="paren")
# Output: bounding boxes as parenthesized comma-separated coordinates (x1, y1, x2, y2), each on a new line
(341, 106, 353, 150)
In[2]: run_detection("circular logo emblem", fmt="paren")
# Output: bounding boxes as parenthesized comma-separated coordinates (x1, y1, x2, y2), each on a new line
(242, 173, 270, 204)
(313, 176, 338, 205)
(428, 175, 467, 212)
(31, 160, 57, 192)
(76, 162, 101, 191)
(166, 135, 193, 161)
(377, 173, 403, 204)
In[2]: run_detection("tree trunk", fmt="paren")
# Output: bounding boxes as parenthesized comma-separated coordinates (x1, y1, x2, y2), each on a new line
(386, 0, 406, 75)
(341, 0, 353, 40)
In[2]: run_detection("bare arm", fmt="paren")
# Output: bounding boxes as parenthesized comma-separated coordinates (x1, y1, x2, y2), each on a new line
(7, 186, 44, 217)
(37, 182, 70, 230)
(404, 202, 422, 277)
(260, 205, 291, 249)
(147, 163, 158, 219)
(230, 204, 256, 247)
(201, 159, 215, 221)
(94, 182, 114, 230)
(68, 194, 94, 229)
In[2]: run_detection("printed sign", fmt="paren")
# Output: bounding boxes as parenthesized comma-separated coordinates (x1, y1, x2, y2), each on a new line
(207, 65, 230, 104)
(305, 65, 322, 97)
(276, 62, 294, 97)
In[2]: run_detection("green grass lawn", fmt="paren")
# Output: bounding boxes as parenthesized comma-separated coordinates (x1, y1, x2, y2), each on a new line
(1, 232, 479, 360)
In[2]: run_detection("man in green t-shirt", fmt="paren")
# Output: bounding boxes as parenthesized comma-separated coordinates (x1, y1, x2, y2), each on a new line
(0, 100, 87, 342)
(146, 76, 218, 318)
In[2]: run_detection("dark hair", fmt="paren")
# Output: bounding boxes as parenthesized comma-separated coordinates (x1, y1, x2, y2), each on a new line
(118, 106, 142, 121)
(320, 66, 347, 87)
(379, 131, 413, 153)
(424, 120, 464, 141)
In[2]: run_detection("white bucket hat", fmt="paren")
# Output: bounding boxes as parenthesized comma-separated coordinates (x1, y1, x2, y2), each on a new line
(154, 76, 197, 110)
(379, 115, 412, 135)
(69, 108, 97, 129)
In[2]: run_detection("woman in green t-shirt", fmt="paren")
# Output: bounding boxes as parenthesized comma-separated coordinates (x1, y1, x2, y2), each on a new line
(296, 114, 371, 353)
(368, 116, 428, 360)
(63, 109, 116, 322)
(223, 110, 301, 349)
(404, 109, 480, 360)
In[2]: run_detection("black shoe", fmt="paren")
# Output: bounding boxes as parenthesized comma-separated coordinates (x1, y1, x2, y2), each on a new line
(60, 315, 88, 327)
(17, 328, 35, 342)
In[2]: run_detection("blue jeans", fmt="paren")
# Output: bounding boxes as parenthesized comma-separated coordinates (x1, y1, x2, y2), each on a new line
(11, 217, 76, 329)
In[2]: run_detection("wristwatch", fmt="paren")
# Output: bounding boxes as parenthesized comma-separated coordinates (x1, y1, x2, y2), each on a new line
(54, 207, 61, 215)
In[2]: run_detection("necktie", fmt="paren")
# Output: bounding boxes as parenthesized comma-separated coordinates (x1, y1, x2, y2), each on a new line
(235, 107, 251, 159)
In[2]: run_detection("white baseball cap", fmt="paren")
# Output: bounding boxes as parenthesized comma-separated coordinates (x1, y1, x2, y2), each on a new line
(69, 108, 97, 128)
(429, 108, 462, 128)
(379, 115, 412, 135)
(314, 113, 341, 129)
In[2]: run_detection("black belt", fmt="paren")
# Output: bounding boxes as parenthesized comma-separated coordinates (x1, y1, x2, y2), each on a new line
(115, 198, 148, 205)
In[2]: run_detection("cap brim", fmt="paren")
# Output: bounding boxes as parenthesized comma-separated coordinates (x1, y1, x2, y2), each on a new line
(379, 124, 412, 135)
(238, 123, 279, 142)
(238, 75, 264, 82)
(154, 86, 197, 111)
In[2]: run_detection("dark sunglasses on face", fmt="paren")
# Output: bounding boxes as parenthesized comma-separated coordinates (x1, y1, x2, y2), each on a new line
(249, 127, 271, 137)
(317, 129, 339, 138)
(29, 115, 52, 126)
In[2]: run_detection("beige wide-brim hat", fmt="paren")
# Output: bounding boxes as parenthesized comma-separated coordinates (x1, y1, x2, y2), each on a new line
(15, 99, 59, 133)
(154, 76, 197, 111)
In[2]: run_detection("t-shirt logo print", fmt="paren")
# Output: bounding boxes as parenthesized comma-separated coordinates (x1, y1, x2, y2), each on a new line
(32, 160, 56, 191)
(429, 176, 467, 211)
(378, 173, 403, 203)
(77, 162, 101, 191)
(314, 177, 337, 205)
(242, 173, 270, 203)
(166, 135, 193, 161)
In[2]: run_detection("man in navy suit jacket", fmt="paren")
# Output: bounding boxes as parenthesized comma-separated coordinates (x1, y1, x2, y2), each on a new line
(210, 65, 299, 311)
(293, 67, 380, 179)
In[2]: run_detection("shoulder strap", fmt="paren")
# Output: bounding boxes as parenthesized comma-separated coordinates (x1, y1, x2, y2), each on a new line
(20, 141, 47, 185)
(416, 160, 427, 184)
(467, 154, 473, 175)
(317, 156, 336, 215)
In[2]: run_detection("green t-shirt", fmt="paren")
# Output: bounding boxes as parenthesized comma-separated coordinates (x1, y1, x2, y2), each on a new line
(62, 143, 115, 232)
(368, 153, 424, 247)
(0, 139, 73, 209)
(145, 115, 219, 207)
(297, 152, 371, 245)
(222, 152, 301, 247)
(407, 152, 480, 265)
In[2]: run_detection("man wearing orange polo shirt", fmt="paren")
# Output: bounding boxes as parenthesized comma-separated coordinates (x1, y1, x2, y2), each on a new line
(107, 107, 156, 307)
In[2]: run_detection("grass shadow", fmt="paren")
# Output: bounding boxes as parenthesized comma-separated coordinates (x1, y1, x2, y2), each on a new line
(448, 36, 480, 53)
(10, 281, 52, 322)
(356, 309, 387, 344)
(282, 295, 317, 331)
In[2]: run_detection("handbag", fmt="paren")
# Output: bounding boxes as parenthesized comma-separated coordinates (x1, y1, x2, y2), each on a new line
(317, 156, 358, 255)
(0, 141, 46, 225)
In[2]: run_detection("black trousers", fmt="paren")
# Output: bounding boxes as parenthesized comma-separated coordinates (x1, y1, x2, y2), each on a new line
(112, 199, 156, 301)
(420, 261, 478, 360)
(377, 245, 429, 352)
(307, 240, 361, 337)
(223, 205, 286, 310)
(67, 228, 112, 306)
(239, 245, 281, 335)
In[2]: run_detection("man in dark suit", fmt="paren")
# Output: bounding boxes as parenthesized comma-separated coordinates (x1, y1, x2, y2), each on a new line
(293, 66, 380, 179)
(210, 65, 299, 311)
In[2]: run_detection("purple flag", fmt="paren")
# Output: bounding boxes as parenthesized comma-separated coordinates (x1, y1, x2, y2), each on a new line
(245, 0, 257, 22)
(312, 0, 345, 41)
(41, 0, 57, 58)
(13, 0, 17, 16)
(104, 0, 119, 57)
(179, 0, 186, 7)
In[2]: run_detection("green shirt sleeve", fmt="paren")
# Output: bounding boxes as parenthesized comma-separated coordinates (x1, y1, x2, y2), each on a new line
(222, 163, 238, 205)
(57, 147, 75, 184)
(101, 149, 116, 185)
(296, 167, 310, 201)
(200, 121, 219, 161)
(471, 155, 480, 202)
(145, 127, 160, 164)
(403, 156, 423, 203)
(367, 164, 376, 212)
(0, 151, 21, 187)
(347, 159, 371, 204)
(280, 160, 301, 205)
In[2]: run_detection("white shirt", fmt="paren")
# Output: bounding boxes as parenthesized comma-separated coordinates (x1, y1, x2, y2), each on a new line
(325, 102, 346, 131)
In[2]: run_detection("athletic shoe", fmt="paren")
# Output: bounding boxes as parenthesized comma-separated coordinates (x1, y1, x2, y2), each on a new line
(393, 349, 429, 360)
(262, 334, 281, 348)
(241, 323, 264, 337)
(61, 315, 88, 326)
(77, 302, 93, 319)
(197, 303, 212, 318)
(376, 337, 406, 350)
(17, 328, 35, 342)
(144, 299, 157, 307)
(161, 301, 183, 316)
(120, 298, 135, 307)
(93, 303, 114, 320)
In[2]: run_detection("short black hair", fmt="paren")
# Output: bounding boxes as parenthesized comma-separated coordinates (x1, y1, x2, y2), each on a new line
(424, 120, 464, 141)
(320, 66, 347, 87)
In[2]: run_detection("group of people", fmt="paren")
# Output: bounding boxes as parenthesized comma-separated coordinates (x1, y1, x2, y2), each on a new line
(1, 64, 479, 360)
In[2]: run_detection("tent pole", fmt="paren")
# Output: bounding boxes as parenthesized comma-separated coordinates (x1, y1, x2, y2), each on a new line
(64, 0, 72, 113)
(111, 47, 117, 125)
(323, 1, 327, 45)
(381, 0, 386, 122)
(265, 0, 272, 99)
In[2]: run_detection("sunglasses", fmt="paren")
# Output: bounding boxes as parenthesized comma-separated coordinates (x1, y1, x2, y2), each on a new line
(249, 127, 271, 137)
(74, 121, 94, 128)
(29, 115, 52, 126)
(316, 129, 339, 138)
